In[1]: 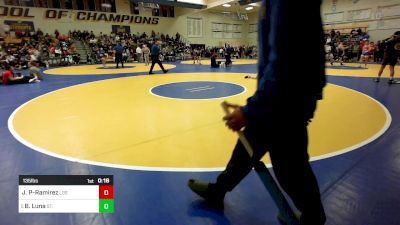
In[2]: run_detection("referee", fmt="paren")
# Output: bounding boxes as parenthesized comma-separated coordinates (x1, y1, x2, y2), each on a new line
(149, 39, 168, 74)
(114, 42, 124, 68)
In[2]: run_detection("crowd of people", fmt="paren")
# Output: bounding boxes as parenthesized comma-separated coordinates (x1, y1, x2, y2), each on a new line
(0, 28, 81, 85)
(1, 26, 398, 85)
(324, 28, 395, 66)
(0, 28, 259, 85)
(79, 29, 257, 68)
(324, 28, 400, 83)
(2, 29, 80, 67)
(80, 30, 189, 65)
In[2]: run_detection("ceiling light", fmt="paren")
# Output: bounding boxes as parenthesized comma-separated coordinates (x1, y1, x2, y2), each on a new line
(101, 3, 112, 8)
(249, 3, 257, 6)
(222, 4, 231, 7)
(245, 6, 253, 10)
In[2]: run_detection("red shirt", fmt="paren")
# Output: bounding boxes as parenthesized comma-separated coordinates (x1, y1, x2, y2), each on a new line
(2, 70, 14, 84)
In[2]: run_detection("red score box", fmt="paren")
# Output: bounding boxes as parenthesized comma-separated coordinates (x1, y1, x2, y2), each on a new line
(99, 185, 114, 199)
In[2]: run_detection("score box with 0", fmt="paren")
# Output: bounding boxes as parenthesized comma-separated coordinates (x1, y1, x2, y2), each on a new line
(19, 175, 114, 213)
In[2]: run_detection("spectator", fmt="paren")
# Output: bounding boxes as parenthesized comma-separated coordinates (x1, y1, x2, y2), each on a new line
(54, 29, 60, 39)
(28, 61, 43, 81)
(2, 64, 37, 85)
(72, 53, 81, 65)
(193, 48, 201, 64)
(225, 45, 233, 66)
(359, 40, 372, 68)
(99, 48, 107, 68)
(210, 51, 219, 68)
(136, 45, 143, 62)
(142, 44, 150, 66)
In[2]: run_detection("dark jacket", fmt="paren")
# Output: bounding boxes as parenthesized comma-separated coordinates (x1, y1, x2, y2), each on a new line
(241, 0, 326, 123)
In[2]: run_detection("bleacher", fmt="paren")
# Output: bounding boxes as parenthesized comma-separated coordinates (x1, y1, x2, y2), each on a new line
(324, 25, 368, 35)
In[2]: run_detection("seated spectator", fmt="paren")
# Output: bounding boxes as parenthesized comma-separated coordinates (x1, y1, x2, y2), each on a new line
(2, 64, 38, 85)
(29, 61, 43, 81)
(86, 53, 92, 64)
(72, 53, 81, 64)
(210, 51, 219, 68)
(225, 46, 233, 66)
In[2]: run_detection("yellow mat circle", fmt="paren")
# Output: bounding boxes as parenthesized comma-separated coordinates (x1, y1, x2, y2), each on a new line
(44, 63, 176, 75)
(9, 73, 390, 171)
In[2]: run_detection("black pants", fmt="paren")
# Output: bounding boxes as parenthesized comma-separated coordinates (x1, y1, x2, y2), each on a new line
(382, 53, 398, 66)
(225, 54, 232, 65)
(115, 53, 124, 68)
(7, 76, 33, 85)
(211, 58, 220, 68)
(216, 102, 326, 225)
(149, 55, 166, 73)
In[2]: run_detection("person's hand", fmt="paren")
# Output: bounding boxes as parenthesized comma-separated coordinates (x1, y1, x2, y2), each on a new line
(223, 103, 247, 131)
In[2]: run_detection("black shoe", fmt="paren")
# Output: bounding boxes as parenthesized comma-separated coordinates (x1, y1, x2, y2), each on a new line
(374, 77, 380, 83)
(188, 179, 225, 209)
(244, 75, 249, 79)
(149, 72, 154, 74)
(116, 66, 119, 68)
(163, 69, 168, 74)
(388, 79, 394, 84)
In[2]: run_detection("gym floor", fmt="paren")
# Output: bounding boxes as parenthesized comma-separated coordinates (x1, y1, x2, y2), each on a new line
(1, 60, 399, 225)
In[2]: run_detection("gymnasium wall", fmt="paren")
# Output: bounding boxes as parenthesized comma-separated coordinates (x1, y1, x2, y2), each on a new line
(321, 0, 400, 41)
(163, 7, 253, 46)
(0, 0, 257, 47)
(2, 0, 399, 46)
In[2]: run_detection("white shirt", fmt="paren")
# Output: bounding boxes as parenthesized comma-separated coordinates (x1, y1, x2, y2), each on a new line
(136, 47, 142, 54)
(30, 54, 37, 61)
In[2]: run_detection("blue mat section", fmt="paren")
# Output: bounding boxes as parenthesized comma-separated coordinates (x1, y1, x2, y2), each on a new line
(1, 62, 400, 225)
(151, 81, 245, 99)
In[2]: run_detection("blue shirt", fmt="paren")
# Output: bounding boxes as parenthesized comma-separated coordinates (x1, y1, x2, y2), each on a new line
(114, 45, 124, 54)
(241, 0, 326, 122)
(151, 44, 160, 56)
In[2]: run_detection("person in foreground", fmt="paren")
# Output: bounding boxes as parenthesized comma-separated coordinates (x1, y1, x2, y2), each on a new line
(188, 0, 327, 224)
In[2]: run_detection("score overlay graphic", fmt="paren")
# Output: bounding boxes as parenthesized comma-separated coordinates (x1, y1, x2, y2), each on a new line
(19, 175, 114, 213)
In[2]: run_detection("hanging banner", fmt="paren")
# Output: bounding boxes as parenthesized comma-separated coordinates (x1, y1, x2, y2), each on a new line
(112, 25, 131, 34)
(4, 20, 35, 32)
(0, 6, 159, 25)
